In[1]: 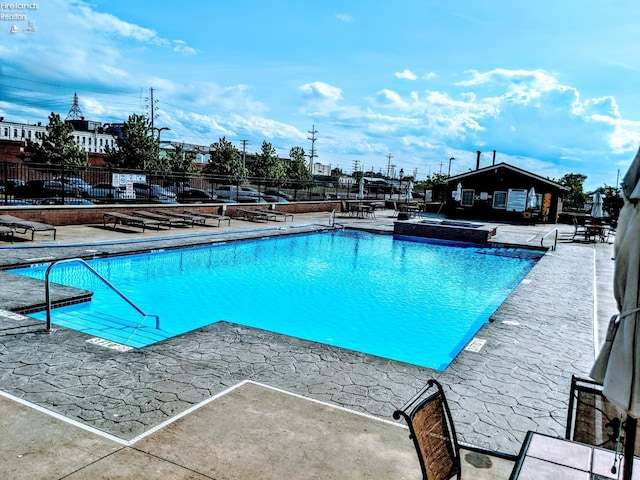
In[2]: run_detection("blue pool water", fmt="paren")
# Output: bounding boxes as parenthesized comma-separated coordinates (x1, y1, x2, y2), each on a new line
(13, 231, 543, 370)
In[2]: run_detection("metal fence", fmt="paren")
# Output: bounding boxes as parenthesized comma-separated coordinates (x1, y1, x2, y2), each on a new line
(0, 161, 395, 206)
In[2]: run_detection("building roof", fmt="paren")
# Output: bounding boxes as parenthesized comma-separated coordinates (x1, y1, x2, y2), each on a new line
(447, 162, 568, 191)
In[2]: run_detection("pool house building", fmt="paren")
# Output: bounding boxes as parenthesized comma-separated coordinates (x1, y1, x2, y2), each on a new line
(444, 162, 568, 223)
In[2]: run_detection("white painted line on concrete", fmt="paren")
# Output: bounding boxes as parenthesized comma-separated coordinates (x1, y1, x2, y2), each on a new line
(0, 389, 128, 445)
(592, 248, 599, 359)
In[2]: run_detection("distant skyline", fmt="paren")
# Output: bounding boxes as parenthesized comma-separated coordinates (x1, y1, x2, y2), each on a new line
(1, 0, 639, 190)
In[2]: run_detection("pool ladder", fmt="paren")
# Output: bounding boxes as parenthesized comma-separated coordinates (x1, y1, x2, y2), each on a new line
(328, 209, 345, 229)
(44, 258, 160, 332)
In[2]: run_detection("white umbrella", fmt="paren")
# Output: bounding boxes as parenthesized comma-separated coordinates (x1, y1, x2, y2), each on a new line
(406, 180, 413, 201)
(454, 182, 462, 202)
(528, 187, 537, 209)
(358, 177, 365, 200)
(591, 192, 604, 219)
(591, 146, 640, 479)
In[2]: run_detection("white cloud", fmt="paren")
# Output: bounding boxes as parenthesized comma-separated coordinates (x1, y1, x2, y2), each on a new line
(299, 82, 343, 103)
(375, 89, 407, 108)
(72, 5, 168, 45)
(422, 72, 436, 80)
(335, 13, 355, 23)
(172, 40, 197, 56)
(395, 69, 418, 80)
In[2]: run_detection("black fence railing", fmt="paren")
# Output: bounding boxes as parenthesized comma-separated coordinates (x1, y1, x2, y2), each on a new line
(0, 162, 395, 206)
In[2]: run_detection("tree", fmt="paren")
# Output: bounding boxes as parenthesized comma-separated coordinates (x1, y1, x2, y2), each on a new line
(105, 114, 159, 170)
(24, 112, 88, 167)
(167, 144, 197, 174)
(423, 172, 449, 203)
(287, 146, 312, 182)
(202, 137, 248, 181)
(558, 173, 588, 211)
(251, 141, 286, 181)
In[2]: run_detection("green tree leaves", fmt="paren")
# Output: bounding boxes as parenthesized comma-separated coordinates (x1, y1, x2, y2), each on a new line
(105, 114, 159, 170)
(24, 112, 88, 167)
(203, 137, 248, 181)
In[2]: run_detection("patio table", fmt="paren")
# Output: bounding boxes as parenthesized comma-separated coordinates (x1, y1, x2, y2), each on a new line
(510, 431, 640, 480)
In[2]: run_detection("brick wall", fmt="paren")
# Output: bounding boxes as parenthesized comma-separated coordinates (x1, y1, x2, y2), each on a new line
(0, 201, 340, 226)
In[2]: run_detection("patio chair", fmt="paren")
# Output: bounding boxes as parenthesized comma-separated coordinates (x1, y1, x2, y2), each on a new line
(565, 375, 640, 455)
(0, 214, 56, 241)
(393, 379, 516, 480)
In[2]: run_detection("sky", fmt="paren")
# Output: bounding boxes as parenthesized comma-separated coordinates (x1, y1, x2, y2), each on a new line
(1, 0, 639, 191)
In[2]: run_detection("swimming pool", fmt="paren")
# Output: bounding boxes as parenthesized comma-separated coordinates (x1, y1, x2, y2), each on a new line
(13, 230, 543, 370)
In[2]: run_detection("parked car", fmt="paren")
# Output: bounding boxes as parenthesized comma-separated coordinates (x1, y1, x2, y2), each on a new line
(54, 177, 92, 196)
(87, 183, 136, 201)
(16, 180, 66, 198)
(264, 189, 293, 201)
(215, 185, 265, 203)
(133, 183, 178, 203)
(1, 179, 25, 195)
(300, 192, 331, 201)
(176, 188, 216, 203)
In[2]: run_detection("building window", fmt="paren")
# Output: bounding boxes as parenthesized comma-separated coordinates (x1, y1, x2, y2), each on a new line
(3, 128, 8, 137)
(493, 191, 507, 209)
(461, 189, 475, 207)
(13, 129, 18, 138)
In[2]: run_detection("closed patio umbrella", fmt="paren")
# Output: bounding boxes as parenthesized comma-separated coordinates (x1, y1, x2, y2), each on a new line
(528, 187, 537, 209)
(357, 177, 365, 200)
(454, 182, 462, 202)
(591, 146, 640, 479)
(591, 191, 604, 219)
(406, 180, 413, 201)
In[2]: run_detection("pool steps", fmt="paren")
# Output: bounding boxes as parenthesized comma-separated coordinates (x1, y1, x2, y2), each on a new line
(46, 309, 170, 349)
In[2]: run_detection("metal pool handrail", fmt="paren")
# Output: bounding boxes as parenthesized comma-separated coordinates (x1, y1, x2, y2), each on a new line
(44, 258, 160, 332)
(329, 209, 336, 226)
(540, 228, 558, 251)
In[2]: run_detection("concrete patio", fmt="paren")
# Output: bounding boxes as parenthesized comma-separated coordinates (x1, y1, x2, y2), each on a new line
(0, 209, 615, 478)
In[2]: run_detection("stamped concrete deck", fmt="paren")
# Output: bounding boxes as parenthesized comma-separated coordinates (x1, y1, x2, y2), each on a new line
(0, 210, 616, 479)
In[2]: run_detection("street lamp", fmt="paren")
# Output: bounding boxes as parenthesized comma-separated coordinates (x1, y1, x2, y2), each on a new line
(448, 157, 455, 176)
(153, 126, 170, 142)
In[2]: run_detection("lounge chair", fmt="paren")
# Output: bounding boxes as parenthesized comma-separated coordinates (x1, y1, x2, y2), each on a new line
(0, 214, 56, 241)
(234, 208, 275, 223)
(132, 210, 191, 228)
(393, 379, 516, 480)
(0, 224, 15, 243)
(182, 209, 231, 227)
(253, 208, 294, 222)
(152, 210, 206, 226)
(102, 212, 162, 232)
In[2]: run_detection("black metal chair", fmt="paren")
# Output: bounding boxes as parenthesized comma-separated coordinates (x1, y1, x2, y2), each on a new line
(393, 379, 516, 480)
(566, 375, 639, 455)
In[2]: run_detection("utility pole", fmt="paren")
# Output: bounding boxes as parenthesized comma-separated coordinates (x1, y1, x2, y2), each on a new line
(149, 87, 155, 132)
(240, 139, 249, 169)
(307, 125, 318, 173)
(386, 153, 393, 178)
(439, 162, 444, 174)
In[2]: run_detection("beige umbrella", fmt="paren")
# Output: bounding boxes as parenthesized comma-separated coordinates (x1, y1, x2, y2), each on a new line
(591, 145, 640, 479)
